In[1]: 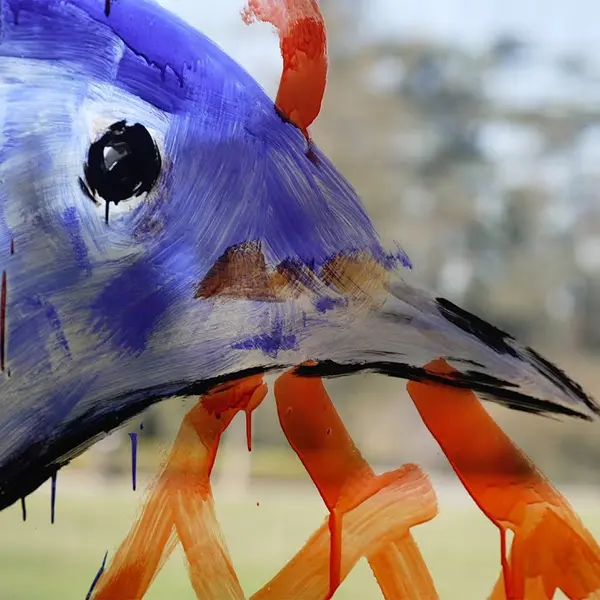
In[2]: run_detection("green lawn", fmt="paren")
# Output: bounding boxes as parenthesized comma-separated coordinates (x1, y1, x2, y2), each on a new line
(0, 475, 598, 599)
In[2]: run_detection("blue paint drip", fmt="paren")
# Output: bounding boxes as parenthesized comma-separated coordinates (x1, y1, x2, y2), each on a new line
(85, 551, 108, 600)
(128, 432, 138, 491)
(50, 471, 57, 524)
(140, 422, 144, 430)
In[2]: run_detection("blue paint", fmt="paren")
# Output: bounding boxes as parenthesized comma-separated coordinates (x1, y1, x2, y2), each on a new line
(0, 0, 415, 504)
(315, 297, 347, 313)
(85, 551, 108, 600)
(128, 432, 137, 491)
(61, 207, 92, 275)
(42, 299, 72, 360)
(233, 314, 299, 358)
(90, 259, 172, 355)
(50, 471, 57, 524)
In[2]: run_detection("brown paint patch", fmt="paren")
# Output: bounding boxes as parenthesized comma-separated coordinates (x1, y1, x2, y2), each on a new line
(195, 241, 275, 301)
(195, 243, 324, 302)
(195, 244, 390, 304)
(321, 253, 388, 303)
(271, 259, 321, 299)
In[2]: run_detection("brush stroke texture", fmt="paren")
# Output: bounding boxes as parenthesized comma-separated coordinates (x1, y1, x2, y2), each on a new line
(0, 0, 597, 509)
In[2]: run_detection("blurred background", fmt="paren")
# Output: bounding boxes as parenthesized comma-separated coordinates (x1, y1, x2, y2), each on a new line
(2, 1, 600, 599)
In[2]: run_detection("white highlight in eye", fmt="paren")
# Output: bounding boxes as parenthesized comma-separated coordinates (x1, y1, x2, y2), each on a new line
(81, 82, 171, 220)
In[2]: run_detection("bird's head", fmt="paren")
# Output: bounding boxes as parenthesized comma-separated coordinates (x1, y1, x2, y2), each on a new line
(0, 0, 597, 509)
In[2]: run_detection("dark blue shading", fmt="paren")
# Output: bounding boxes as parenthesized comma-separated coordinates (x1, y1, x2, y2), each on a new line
(233, 315, 298, 359)
(116, 49, 185, 114)
(315, 297, 347, 313)
(90, 259, 172, 355)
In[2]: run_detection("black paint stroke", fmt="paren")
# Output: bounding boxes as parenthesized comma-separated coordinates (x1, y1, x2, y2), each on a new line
(0, 367, 272, 512)
(436, 297, 519, 358)
(294, 360, 598, 421)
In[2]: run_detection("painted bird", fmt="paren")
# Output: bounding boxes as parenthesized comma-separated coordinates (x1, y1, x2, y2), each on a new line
(0, 0, 597, 514)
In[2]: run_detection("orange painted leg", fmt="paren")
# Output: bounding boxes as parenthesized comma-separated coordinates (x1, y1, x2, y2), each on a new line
(273, 370, 439, 599)
(92, 375, 267, 600)
(242, 0, 327, 140)
(251, 463, 436, 600)
(407, 359, 600, 600)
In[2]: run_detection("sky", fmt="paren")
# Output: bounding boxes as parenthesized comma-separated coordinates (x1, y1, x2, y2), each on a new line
(156, 0, 600, 107)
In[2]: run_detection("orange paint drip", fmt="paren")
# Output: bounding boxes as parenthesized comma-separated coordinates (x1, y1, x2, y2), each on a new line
(274, 369, 439, 599)
(245, 409, 253, 452)
(407, 359, 600, 600)
(242, 0, 327, 140)
(92, 375, 267, 600)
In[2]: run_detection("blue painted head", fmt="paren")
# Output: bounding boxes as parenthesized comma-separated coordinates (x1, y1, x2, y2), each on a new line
(0, 0, 596, 508)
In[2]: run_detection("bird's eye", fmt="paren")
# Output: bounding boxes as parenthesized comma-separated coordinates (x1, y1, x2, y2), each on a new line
(83, 120, 161, 206)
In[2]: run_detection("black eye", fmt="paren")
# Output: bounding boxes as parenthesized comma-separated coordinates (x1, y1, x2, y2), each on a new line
(83, 120, 161, 206)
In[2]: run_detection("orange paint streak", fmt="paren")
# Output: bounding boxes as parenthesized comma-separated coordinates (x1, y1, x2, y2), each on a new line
(407, 359, 600, 600)
(242, 0, 327, 140)
(274, 369, 439, 599)
(251, 463, 437, 600)
(92, 376, 267, 600)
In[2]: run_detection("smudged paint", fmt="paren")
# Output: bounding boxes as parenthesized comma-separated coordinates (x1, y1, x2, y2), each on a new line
(50, 471, 57, 524)
(42, 298, 72, 360)
(62, 207, 92, 275)
(86, 551, 108, 600)
(128, 432, 138, 491)
(233, 329, 298, 358)
(314, 296, 346, 313)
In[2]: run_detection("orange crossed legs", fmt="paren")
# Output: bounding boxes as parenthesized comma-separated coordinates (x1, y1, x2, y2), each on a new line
(90, 371, 438, 600)
(91, 362, 600, 600)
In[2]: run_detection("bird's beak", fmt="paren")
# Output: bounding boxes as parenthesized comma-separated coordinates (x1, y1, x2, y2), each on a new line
(297, 274, 599, 421)
(0, 255, 596, 512)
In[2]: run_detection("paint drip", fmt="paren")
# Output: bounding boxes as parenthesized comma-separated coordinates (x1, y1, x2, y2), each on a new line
(128, 432, 138, 491)
(86, 551, 108, 600)
(50, 471, 57, 524)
